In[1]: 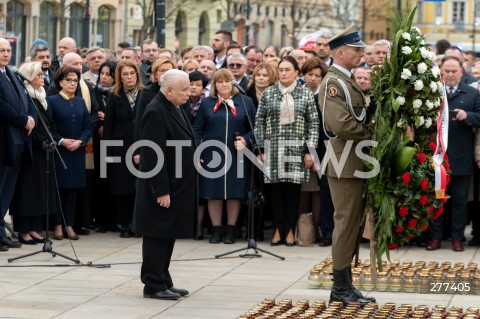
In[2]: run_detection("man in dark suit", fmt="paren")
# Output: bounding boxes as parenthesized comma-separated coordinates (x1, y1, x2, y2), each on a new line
(227, 53, 249, 92)
(133, 69, 197, 300)
(0, 37, 36, 251)
(427, 56, 480, 252)
(30, 43, 55, 88)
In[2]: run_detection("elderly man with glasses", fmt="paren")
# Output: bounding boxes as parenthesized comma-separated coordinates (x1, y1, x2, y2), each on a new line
(82, 47, 106, 85)
(227, 53, 249, 92)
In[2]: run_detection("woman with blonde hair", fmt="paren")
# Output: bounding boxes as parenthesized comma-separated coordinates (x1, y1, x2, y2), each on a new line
(103, 61, 143, 237)
(193, 69, 257, 244)
(246, 63, 278, 108)
(181, 59, 200, 74)
(9, 62, 56, 244)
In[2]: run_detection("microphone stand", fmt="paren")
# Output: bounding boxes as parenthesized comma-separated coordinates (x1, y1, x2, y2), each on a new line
(8, 74, 80, 264)
(215, 90, 284, 260)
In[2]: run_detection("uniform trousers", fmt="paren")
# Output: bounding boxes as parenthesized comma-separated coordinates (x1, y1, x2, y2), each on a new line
(0, 152, 23, 237)
(141, 236, 175, 293)
(328, 177, 365, 270)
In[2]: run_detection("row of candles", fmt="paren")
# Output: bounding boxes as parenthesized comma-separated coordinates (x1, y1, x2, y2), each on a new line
(308, 258, 480, 295)
(237, 298, 480, 319)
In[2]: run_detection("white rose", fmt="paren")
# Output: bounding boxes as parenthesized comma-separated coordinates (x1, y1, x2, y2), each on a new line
(434, 98, 441, 106)
(428, 51, 436, 61)
(419, 47, 429, 59)
(401, 68, 412, 80)
(430, 82, 438, 92)
(425, 117, 433, 128)
(437, 81, 444, 92)
(413, 99, 422, 108)
(417, 116, 425, 127)
(420, 40, 425, 45)
(417, 62, 428, 74)
(397, 118, 406, 128)
(402, 46, 412, 55)
(402, 32, 411, 41)
(425, 100, 434, 110)
(413, 27, 422, 35)
(396, 96, 406, 106)
(414, 80, 424, 91)
(431, 67, 440, 78)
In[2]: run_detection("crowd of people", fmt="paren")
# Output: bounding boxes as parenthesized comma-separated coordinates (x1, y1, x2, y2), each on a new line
(1, 29, 480, 257)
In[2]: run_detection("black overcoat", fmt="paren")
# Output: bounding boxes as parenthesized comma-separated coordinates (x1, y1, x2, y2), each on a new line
(447, 82, 480, 176)
(103, 90, 138, 195)
(132, 91, 197, 239)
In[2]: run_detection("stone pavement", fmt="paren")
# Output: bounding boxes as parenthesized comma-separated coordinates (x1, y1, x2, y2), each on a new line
(0, 225, 479, 319)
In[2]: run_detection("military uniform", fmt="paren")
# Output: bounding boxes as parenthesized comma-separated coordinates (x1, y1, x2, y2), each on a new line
(317, 25, 374, 306)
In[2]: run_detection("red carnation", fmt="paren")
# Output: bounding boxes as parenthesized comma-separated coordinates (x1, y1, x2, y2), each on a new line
(422, 224, 429, 231)
(428, 206, 434, 214)
(419, 195, 428, 206)
(429, 142, 437, 151)
(444, 153, 448, 160)
(408, 219, 418, 228)
(406, 235, 412, 241)
(402, 172, 411, 184)
(442, 198, 448, 204)
(395, 226, 404, 233)
(420, 179, 428, 190)
(446, 175, 451, 184)
(399, 206, 409, 217)
(417, 153, 426, 164)
(445, 161, 450, 171)
(388, 243, 398, 250)
(432, 206, 444, 220)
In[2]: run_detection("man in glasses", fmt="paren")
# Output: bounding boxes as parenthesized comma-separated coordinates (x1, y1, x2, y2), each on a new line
(82, 47, 106, 85)
(139, 39, 160, 86)
(227, 53, 248, 92)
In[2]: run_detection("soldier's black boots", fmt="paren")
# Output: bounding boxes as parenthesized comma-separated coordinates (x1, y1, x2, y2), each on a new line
(329, 267, 372, 307)
(348, 267, 376, 302)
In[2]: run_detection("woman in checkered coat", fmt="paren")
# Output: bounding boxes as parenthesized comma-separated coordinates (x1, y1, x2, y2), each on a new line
(254, 56, 319, 246)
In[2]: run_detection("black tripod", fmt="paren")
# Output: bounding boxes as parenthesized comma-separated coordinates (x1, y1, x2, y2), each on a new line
(8, 72, 79, 264)
(214, 93, 284, 260)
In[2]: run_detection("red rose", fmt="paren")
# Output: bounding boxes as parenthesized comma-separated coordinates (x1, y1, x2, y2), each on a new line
(445, 162, 450, 171)
(446, 175, 451, 184)
(395, 226, 405, 233)
(429, 142, 437, 151)
(419, 195, 428, 206)
(402, 172, 411, 184)
(417, 153, 426, 164)
(388, 243, 398, 250)
(428, 206, 434, 214)
(422, 224, 429, 231)
(442, 198, 448, 204)
(420, 179, 428, 190)
(444, 153, 448, 160)
(432, 206, 444, 220)
(408, 219, 418, 228)
(399, 206, 409, 217)
(406, 235, 412, 241)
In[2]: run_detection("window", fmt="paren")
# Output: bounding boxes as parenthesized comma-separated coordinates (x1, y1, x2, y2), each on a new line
(69, 3, 84, 46)
(452, 1, 465, 23)
(97, 6, 111, 48)
(39, 2, 57, 54)
(5, 0, 25, 64)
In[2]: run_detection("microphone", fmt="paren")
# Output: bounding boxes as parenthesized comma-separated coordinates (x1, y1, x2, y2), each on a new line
(232, 81, 246, 95)
(234, 132, 244, 163)
(12, 68, 32, 83)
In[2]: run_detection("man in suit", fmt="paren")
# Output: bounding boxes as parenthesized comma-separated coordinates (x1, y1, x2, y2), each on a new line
(211, 30, 232, 69)
(318, 26, 374, 306)
(227, 53, 249, 92)
(51, 37, 77, 72)
(82, 47, 106, 86)
(0, 37, 36, 251)
(30, 43, 54, 88)
(427, 56, 480, 252)
(139, 39, 160, 86)
(133, 69, 197, 300)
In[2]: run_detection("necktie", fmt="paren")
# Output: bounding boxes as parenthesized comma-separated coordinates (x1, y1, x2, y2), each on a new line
(44, 72, 50, 84)
(1, 69, 11, 82)
(449, 87, 455, 98)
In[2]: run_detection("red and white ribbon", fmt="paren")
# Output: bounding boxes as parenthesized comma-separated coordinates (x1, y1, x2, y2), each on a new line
(433, 79, 449, 199)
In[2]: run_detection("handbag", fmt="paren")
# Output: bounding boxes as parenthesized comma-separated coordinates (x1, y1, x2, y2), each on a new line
(295, 213, 316, 246)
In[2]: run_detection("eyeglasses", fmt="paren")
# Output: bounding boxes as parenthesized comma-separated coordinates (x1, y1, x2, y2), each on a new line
(143, 49, 158, 53)
(121, 71, 137, 78)
(36, 73, 45, 78)
(64, 78, 79, 84)
(228, 63, 243, 69)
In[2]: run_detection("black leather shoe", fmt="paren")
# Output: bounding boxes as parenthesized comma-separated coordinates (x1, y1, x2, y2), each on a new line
(0, 236, 22, 248)
(347, 267, 376, 303)
(330, 267, 371, 307)
(75, 227, 90, 235)
(19, 235, 37, 245)
(468, 236, 480, 246)
(143, 289, 181, 300)
(169, 287, 189, 296)
(0, 243, 8, 251)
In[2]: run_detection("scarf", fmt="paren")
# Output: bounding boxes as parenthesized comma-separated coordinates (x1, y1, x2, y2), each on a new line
(26, 84, 48, 110)
(96, 84, 113, 108)
(213, 96, 237, 116)
(59, 91, 75, 100)
(190, 93, 205, 117)
(79, 79, 91, 112)
(125, 87, 139, 109)
(278, 81, 296, 125)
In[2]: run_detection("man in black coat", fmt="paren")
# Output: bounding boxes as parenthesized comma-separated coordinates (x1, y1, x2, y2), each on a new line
(0, 37, 36, 251)
(133, 69, 197, 300)
(427, 56, 480, 252)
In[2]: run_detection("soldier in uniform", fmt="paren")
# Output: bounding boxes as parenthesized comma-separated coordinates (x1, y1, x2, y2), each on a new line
(318, 26, 375, 306)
